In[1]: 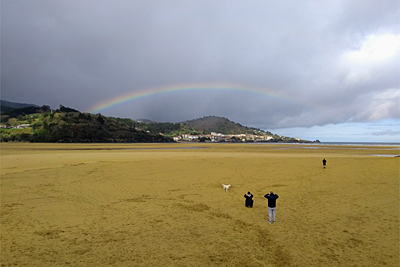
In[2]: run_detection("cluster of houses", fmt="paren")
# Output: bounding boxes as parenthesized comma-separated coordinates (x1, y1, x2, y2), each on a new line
(173, 132, 278, 142)
(0, 124, 30, 129)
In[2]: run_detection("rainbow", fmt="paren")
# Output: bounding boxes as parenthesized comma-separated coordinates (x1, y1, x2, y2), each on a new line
(87, 83, 308, 114)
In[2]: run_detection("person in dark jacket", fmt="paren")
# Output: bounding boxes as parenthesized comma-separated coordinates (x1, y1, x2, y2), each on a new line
(322, 158, 327, 168)
(244, 191, 254, 208)
(264, 191, 279, 223)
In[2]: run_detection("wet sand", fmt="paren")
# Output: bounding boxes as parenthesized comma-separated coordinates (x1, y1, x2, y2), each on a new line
(1, 143, 399, 266)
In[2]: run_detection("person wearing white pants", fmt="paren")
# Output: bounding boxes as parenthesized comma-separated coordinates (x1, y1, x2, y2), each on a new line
(264, 191, 279, 223)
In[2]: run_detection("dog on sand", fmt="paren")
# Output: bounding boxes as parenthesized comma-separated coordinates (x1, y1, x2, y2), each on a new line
(222, 184, 231, 192)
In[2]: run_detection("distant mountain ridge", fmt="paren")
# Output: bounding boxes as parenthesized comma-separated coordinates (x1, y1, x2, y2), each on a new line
(182, 116, 271, 135)
(1, 100, 39, 113)
(1, 100, 39, 109)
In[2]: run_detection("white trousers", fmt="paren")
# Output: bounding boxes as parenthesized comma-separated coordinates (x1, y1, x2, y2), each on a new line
(268, 207, 276, 222)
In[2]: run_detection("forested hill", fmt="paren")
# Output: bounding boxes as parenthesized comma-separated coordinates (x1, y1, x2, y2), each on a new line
(0, 100, 39, 113)
(0, 106, 172, 143)
(182, 116, 273, 135)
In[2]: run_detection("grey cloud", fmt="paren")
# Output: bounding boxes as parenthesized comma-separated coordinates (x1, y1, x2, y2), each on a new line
(1, 0, 399, 133)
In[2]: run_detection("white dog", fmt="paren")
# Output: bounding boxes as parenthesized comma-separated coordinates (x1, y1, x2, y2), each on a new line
(222, 184, 231, 192)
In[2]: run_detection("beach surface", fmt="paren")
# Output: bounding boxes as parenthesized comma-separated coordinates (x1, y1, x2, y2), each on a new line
(1, 143, 399, 266)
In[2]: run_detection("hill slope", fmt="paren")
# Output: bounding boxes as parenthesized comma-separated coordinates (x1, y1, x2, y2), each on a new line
(1, 100, 39, 109)
(1, 109, 172, 143)
(182, 116, 271, 135)
(1, 100, 39, 113)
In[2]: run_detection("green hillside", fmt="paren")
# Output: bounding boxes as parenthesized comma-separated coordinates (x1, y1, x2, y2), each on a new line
(182, 116, 273, 135)
(0, 106, 172, 143)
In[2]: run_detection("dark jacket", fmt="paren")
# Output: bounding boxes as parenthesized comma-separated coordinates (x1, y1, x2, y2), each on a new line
(244, 193, 254, 207)
(264, 193, 279, 207)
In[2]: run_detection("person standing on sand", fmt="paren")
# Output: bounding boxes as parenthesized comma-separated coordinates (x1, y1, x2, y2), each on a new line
(244, 191, 254, 208)
(264, 191, 279, 223)
(322, 158, 327, 168)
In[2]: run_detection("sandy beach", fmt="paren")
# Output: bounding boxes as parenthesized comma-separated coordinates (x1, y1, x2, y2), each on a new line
(1, 143, 399, 266)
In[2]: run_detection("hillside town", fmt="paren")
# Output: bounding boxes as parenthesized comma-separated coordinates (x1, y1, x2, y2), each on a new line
(173, 132, 297, 142)
(0, 124, 30, 129)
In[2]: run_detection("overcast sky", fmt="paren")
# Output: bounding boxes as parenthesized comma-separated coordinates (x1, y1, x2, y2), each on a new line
(2, 0, 399, 142)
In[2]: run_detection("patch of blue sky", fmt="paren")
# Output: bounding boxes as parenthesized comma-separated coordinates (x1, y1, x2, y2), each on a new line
(273, 118, 400, 143)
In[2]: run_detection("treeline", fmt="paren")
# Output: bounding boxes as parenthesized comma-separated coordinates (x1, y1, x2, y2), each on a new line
(1, 108, 173, 143)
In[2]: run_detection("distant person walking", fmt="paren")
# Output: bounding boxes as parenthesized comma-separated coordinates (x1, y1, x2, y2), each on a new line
(322, 158, 327, 168)
(244, 192, 254, 208)
(264, 191, 279, 223)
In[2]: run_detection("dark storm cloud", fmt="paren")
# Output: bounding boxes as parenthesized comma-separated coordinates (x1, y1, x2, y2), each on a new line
(1, 0, 399, 132)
